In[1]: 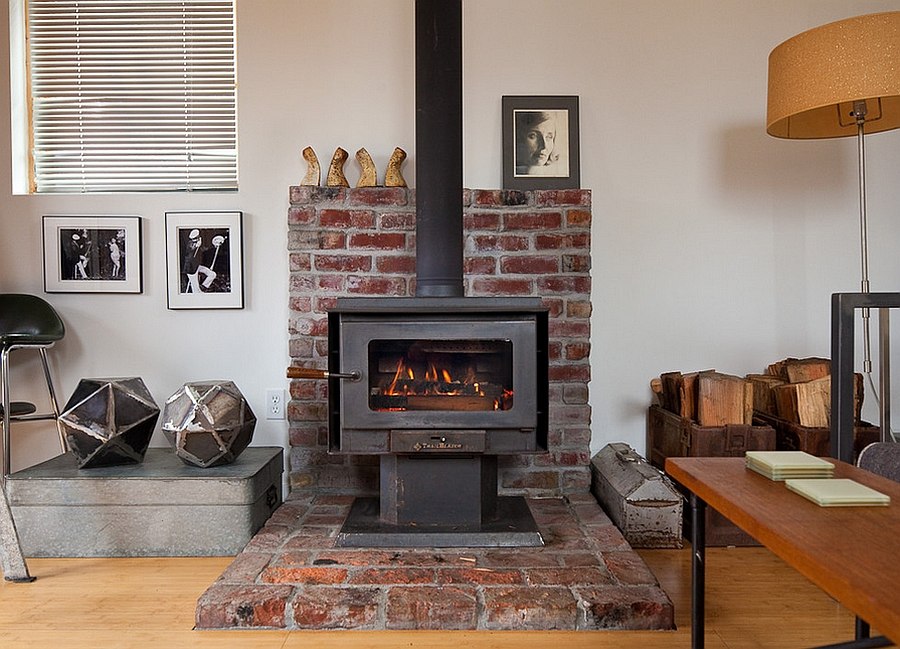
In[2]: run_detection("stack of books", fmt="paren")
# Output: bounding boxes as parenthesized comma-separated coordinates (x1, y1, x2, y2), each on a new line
(745, 450, 835, 481)
(785, 478, 891, 507)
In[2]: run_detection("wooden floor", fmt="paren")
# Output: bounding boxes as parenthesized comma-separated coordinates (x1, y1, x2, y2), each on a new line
(0, 545, 858, 648)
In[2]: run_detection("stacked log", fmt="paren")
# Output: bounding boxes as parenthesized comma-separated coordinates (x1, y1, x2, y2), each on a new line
(748, 357, 863, 426)
(652, 370, 753, 426)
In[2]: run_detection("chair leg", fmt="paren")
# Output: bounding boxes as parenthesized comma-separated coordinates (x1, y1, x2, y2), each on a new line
(0, 484, 33, 582)
(0, 349, 31, 582)
(38, 348, 66, 453)
(1, 348, 11, 481)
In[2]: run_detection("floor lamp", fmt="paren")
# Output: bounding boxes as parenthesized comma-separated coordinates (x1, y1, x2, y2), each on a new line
(766, 11, 900, 441)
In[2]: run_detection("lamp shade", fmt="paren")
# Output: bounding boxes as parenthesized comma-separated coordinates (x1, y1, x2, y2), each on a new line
(767, 11, 900, 139)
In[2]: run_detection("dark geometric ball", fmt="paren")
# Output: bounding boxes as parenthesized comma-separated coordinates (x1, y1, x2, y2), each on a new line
(60, 377, 160, 469)
(161, 380, 256, 468)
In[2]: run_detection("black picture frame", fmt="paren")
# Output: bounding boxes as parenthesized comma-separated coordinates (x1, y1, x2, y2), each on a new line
(42, 215, 143, 293)
(502, 95, 580, 190)
(165, 210, 244, 310)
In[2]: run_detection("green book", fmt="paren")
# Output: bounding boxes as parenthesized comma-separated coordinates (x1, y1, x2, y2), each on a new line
(785, 478, 891, 507)
(745, 450, 835, 480)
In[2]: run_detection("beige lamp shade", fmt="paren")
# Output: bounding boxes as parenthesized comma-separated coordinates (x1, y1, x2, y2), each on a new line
(767, 11, 900, 139)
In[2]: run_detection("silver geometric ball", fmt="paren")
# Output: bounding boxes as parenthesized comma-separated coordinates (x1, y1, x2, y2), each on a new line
(161, 380, 256, 468)
(60, 377, 160, 469)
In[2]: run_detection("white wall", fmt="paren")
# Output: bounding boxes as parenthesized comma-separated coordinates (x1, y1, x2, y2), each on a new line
(2, 0, 899, 474)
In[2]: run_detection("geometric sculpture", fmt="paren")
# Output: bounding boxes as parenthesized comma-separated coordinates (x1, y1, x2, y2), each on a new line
(59, 377, 160, 469)
(161, 380, 256, 468)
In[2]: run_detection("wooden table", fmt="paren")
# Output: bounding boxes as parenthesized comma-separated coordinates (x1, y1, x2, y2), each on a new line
(666, 457, 900, 649)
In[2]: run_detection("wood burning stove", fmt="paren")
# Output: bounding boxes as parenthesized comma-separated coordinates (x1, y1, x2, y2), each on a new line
(330, 298, 546, 453)
(322, 296, 548, 546)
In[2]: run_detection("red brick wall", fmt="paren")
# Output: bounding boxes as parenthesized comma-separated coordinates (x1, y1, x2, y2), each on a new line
(287, 186, 592, 497)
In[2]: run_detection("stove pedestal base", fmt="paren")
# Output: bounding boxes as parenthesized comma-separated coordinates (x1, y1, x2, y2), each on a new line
(335, 495, 543, 548)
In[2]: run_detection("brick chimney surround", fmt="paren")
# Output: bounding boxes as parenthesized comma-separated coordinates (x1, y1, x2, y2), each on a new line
(286, 185, 593, 499)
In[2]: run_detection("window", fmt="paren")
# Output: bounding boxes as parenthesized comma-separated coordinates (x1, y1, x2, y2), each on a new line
(18, 0, 237, 193)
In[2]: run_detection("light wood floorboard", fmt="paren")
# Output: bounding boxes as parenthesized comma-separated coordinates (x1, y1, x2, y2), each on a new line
(0, 546, 861, 648)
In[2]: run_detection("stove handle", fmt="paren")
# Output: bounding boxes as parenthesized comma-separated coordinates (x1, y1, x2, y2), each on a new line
(286, 366, 361, 381)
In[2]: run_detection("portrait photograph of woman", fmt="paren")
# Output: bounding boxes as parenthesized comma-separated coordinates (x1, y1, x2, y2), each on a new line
(503, 96, 580, 190)
(514, 109, 570, 178)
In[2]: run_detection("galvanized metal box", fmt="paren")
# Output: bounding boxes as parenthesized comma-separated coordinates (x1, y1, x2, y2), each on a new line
(7, 446, 283, 557)
(590, 442, 683, 549)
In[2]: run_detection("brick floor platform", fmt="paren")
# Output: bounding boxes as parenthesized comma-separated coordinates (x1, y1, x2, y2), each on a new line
(195, 493, 675, 631)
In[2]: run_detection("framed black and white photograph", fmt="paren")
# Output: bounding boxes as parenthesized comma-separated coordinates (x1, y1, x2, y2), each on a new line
(165, 211, 244, 310)
(502, 95, 580, 190)
(42, 215, 143, 293)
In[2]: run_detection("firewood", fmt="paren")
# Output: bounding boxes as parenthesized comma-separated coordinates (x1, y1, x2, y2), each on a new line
(682, 372, 699, 422)
(697, 371, 752, 426)
(746, 374, 785, 416)
(659, 372, 683, 415)
(773, 377, 831, 427)
(766, 357, 830, 383)
(658, 371, 702, 419)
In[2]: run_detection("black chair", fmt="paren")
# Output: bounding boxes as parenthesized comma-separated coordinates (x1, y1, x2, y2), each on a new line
(0, 294, 66, 479)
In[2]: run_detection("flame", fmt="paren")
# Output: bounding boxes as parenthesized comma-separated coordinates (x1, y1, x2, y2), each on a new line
(383, 357, 489, 397)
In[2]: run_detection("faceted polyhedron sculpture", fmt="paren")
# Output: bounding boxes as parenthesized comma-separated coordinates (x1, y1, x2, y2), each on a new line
(161, 380, 256, 468)
(60, 377, 160, 469)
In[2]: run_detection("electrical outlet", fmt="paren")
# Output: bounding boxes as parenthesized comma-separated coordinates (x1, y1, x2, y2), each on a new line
(266, 388, 285, 420)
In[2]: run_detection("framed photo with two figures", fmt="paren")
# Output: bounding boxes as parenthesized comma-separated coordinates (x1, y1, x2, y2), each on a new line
(165, 211, 244, 310)
(502, 95, 580, 191)
(42, 215, 143, 293)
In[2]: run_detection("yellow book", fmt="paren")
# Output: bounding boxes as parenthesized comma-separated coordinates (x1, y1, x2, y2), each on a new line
(785, 478, 891, 507)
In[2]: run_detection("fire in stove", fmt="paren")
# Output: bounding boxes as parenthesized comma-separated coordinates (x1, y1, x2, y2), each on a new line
(370, 340, 514, 412)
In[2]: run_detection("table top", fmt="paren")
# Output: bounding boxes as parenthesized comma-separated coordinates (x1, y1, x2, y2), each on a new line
(666, 457, 900, 643)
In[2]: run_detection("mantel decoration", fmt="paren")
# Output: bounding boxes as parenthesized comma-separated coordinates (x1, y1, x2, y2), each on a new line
(300, 146, 407, 188)
(165, 211, 244, 309)
(502, 95, 580, 191)
(766, 11, 900, 435)
(42, 215, 142, 293)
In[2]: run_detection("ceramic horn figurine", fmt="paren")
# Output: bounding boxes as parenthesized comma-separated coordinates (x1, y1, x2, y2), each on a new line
(326, 147, 350, 187)
(300, 146, 320, 186)
(355, 148, 377, 187)
(384, 147, 407, 187)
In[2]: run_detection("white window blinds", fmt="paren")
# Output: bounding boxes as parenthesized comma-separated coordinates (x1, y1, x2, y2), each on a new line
(26, 0, 237, 193)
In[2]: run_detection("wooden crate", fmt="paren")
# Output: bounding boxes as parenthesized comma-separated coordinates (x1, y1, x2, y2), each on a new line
(752, 410, 880, 461)
(647, 404, 776, 546)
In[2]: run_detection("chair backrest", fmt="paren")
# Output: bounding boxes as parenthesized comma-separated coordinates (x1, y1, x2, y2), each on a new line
(0, 294, 66, 349)
(857, 442, 900, 483)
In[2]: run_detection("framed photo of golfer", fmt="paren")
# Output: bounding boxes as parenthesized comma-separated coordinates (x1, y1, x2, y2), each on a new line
(502, 95, 580, 190)
(165, 211, 244, 309)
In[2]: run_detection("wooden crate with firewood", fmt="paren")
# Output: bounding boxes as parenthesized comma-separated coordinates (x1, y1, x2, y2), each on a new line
(648, 370, 776, 546)
(747, 357, 879, 460)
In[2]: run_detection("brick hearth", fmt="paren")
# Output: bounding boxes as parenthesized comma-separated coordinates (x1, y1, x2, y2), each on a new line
(195, 493, 674, 630)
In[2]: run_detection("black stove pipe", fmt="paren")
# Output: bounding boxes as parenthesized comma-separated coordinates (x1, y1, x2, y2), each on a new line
(414, 0, 464, 298)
